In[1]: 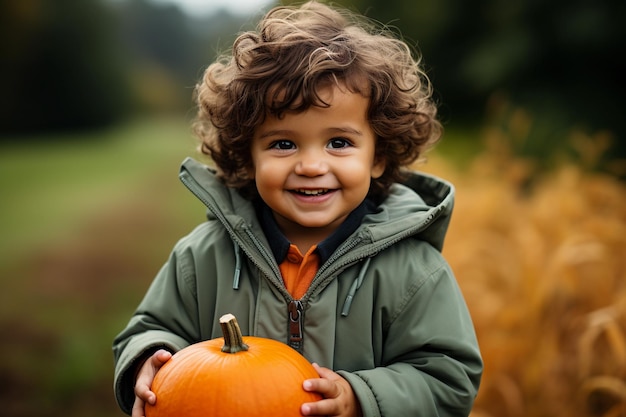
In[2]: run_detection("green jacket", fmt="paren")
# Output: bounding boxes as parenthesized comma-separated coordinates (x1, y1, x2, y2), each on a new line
(113, 157, 482, 416)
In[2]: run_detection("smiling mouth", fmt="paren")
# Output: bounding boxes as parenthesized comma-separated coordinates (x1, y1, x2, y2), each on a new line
(291, 189, 331, 196)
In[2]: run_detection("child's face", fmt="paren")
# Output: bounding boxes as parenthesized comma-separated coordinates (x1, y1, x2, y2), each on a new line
(251, 83, 385, 240)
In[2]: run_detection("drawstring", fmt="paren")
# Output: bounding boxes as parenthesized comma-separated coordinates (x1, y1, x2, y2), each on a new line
(341, 257, 371, 316)
(232, 241, 242, 290)
(231, 240, 371, 311)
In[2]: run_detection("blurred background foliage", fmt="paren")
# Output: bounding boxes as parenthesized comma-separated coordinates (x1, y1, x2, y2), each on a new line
(0, 0, 251, 129)
(1, 0, 625, 170)
(1, 0, 625, 416)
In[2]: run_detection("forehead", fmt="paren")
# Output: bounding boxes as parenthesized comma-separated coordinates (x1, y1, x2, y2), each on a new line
(254, 84, 373, 141)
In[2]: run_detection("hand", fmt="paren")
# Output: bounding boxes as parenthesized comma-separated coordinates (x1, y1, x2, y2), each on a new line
(132, 349, 172, 417)
(301, 363, 363, 417)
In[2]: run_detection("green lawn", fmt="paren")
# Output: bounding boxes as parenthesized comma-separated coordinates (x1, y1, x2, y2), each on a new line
(0, 117, 207, 417)
(0, 117, 202, 266)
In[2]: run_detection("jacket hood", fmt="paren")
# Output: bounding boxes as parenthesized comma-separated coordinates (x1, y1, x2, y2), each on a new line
(179, 157, 455, 253)
(373, 170, 455, 252)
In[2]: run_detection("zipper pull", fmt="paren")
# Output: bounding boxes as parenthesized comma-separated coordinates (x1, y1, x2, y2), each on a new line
(288, 300, 304, 352)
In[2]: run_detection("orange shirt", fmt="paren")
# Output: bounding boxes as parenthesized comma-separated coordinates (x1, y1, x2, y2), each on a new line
(279, 244, 319, 299)
(256, 198, 375, 300)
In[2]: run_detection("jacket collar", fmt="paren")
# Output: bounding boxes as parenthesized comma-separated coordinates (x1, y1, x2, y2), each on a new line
(254, 198, 377, 265)
(179, 157, 455, 255)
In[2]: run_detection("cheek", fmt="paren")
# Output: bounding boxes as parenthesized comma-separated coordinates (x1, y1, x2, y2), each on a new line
(337, 160, 376, 186)
(253, 161, 285, 190)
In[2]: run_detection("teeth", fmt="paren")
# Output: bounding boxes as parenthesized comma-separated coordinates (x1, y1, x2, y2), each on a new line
(296, 189, 329, 195)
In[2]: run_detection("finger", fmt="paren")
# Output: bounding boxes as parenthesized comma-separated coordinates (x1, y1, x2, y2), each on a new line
(131, 396, 146, 417)
(153, 349, 172, 365)
(301, 398, 339, 416)
(134, 379, 156, 404)
(305, 377, 342, 402)
(304, 365, 342, 398)
(312, 363, 337, 380)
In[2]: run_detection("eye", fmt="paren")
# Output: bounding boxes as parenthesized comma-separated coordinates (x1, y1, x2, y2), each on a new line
(327, 138, 352, 149)
(270, 140, 295, 150)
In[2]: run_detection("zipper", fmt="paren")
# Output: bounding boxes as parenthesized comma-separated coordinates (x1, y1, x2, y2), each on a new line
(180, 168, 309, 350)
(288, 300, 304, 352)
(180, 163, 445, 352)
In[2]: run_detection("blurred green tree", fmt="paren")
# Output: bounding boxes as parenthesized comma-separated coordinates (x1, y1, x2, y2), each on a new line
(0, 0, 256, 135)
(115, 0, 252, 115)
(4, 0, 623, 167)
(0, 0, 132, 135)
(283, 0, 626, 168)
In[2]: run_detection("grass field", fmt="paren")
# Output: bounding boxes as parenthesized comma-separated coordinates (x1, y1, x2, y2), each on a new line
(0, 118, 199, 264)
(1, 117, 624, 417)
(0, 117, 206, 417)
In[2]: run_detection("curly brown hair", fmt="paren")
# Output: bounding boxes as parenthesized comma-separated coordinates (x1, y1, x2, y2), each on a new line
(193, 1, 442, 201)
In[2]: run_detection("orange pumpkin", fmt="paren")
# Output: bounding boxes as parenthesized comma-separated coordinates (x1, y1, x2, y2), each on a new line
(145, 313, 322, 417)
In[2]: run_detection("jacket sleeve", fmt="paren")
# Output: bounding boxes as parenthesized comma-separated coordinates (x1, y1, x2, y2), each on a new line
(112, 246, 200, 415)
(339, 260, 483, 417)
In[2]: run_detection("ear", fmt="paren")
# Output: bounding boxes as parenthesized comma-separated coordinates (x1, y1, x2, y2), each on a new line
(370, 157, 386, 179)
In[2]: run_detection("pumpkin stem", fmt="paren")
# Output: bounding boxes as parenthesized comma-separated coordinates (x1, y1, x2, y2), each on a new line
(219, 313, 249, 353)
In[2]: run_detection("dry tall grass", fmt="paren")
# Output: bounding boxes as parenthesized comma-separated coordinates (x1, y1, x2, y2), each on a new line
(424, 126, 626, 417)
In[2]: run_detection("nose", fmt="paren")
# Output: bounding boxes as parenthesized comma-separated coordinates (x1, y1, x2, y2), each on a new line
(294, 149, 328, 177)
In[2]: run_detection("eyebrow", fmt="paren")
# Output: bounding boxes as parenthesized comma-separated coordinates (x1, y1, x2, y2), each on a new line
(257, 126, 364, 139)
